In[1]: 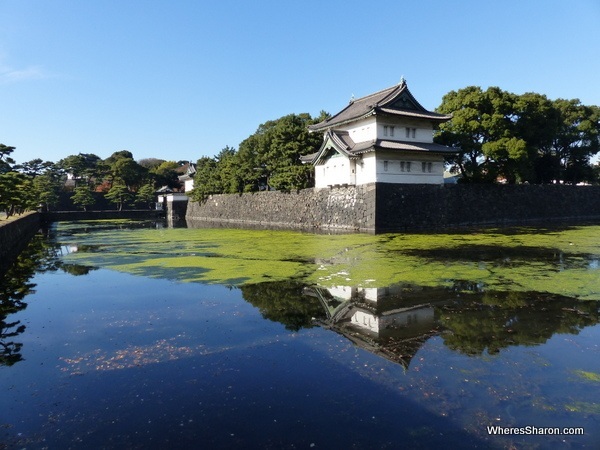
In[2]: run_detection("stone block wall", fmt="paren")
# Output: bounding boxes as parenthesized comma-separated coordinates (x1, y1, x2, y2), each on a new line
(0, 212, 41, 275)
(186, 183, 600, 233)
(186, 185, 376, 232)
(376, 184, 600, 231)
(42, 210, 161, 222)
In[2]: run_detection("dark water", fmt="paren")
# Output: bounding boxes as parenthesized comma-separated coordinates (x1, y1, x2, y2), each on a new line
(1, 222, 599, 449)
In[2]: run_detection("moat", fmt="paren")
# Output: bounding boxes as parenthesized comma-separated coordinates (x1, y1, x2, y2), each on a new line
(1, 219, 599, 448)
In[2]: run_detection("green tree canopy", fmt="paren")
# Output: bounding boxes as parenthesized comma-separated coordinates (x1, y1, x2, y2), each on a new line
(71, 186, 95, 211)
(150, 160, 180, 189)
(56, 153, 102, 187)
(104, 150, 134, 166)
(189, 155, 223, 202)
(136, 183, 156, 208)
(33, 167, 63, 212)
(0, 144, 16, 174)
(0, 172, 35, 217)
(191, 112, 328, 201)
(104, 183, 132, 211)
(436, 86, 600, 184)
(111, 157, 148, 190)
(138, 158, 166, 170)
(14, 159, 54, 178)
(238, 113, 324, 191)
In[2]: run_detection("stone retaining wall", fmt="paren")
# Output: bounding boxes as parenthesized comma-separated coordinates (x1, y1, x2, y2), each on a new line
(186, 184, 600, 233)
(376, 184, 600, 231)
(42, 210, 162, 222)
(186, 185, 376, 232)
(0, 212, 41, 275)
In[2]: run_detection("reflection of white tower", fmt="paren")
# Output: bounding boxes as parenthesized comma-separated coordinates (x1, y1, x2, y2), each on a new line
(351, 309, 379, 332)
(322, 285, 437, 339)
(348, 304, 435, 338)
(305, 284, 443, 370)
(327, 285, 357, 301)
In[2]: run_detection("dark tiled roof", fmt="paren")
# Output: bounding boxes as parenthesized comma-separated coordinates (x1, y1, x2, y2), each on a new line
(330, 130, 354, 150)
(346, 140, 458, 156)
(309, 81, 452, 132)
(377, 107, 449, 120)
(357, 139, 459, 155)
(302, 130, 458, 164)
(300, 153, 317, 163)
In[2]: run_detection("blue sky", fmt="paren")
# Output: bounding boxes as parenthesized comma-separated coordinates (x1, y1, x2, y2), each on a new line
(1, 0, 599, 165)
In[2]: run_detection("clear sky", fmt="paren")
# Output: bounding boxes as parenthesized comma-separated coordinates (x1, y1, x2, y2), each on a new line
(1, 0, 599, 165)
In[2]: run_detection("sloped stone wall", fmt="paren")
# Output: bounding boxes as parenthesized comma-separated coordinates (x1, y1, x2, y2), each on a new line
(42, 210, 161, 222)
(0, 212, 41, 275)
(376, 184, 600, 231)
(186, 183, 600, 233)
(186, 185, 376, 232)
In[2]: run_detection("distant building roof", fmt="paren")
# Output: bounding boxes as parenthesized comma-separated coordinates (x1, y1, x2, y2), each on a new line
(308, 80, 452, 132)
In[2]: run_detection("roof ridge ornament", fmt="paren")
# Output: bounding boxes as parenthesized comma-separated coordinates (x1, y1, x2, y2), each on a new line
(399, 76, 406, 86)
(349, 93, 355, 104)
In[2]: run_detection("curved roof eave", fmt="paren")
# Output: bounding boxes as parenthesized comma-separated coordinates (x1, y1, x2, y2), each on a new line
(311, 131, 355, 165)
(309, 111, 376, 132)
(308, 81, 453, 132)
(376, 107, 452, 122)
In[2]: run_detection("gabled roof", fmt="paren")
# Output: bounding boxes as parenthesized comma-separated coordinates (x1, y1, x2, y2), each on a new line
(176, 162, 197, 175)
(308, 80, 452, 132)
(301, 130, 458, 165)
(302, 130, 359, 165)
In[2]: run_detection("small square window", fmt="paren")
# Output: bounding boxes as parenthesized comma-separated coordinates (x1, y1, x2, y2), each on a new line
(406, 161, 411, 172)
(383, 161, 389, 171)
(405, 127, 410, 138)
(390, 126, 395, 137)
(422, 162, 427, 172)
(412, 128, 416, 138)
(400, 161, 405, 172)
(383, 125, 388, 136)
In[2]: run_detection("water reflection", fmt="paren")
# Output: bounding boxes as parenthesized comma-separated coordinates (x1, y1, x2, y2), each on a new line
(440, 291, 600, 356)
(5, 227, 600, 374)
(0, 231, 99, 366)
(3, 224, 600, 448)
(0, 236, 50, 366)
(240, 281, 600, 370)
(407, 244, 600, 272)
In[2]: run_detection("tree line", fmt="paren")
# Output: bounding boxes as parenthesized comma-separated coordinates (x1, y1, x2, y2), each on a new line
(435, 86, 600, 184)
(0, 146, 184, 217)
(1, 85, 599, 217)
(189, 112, 329, 201)
(189, 87, 599, 203)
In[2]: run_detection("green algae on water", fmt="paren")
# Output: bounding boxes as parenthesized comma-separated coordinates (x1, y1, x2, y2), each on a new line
(573, 370, 600, 383)
(57, 223, 600, 299)
(565, 402, 600, 414)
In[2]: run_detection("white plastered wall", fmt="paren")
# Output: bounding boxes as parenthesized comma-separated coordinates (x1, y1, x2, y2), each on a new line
(314, 152, 355, 188)
(338, 116, 377, 143)
(377, 118, 435, 143)
(355, 153, 377, 185)
(373, 151, 444, 184)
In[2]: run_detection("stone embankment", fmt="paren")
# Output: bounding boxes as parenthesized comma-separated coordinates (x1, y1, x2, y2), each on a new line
(0, 212, 41, 275)
(186, 185, 376, 232)
(186, 183, 600, 233)
(376, 184, 600, 231)
(42, 210, 162, 222)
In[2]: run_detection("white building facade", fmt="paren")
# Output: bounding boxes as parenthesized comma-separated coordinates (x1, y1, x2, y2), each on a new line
(304, 80, 457, 188)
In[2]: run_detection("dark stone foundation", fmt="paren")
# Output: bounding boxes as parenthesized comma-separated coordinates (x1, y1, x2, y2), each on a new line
(186, 184, 600, 233)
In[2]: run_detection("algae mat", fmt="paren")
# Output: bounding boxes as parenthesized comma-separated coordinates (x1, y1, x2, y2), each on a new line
(58, 221, 600, 300)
